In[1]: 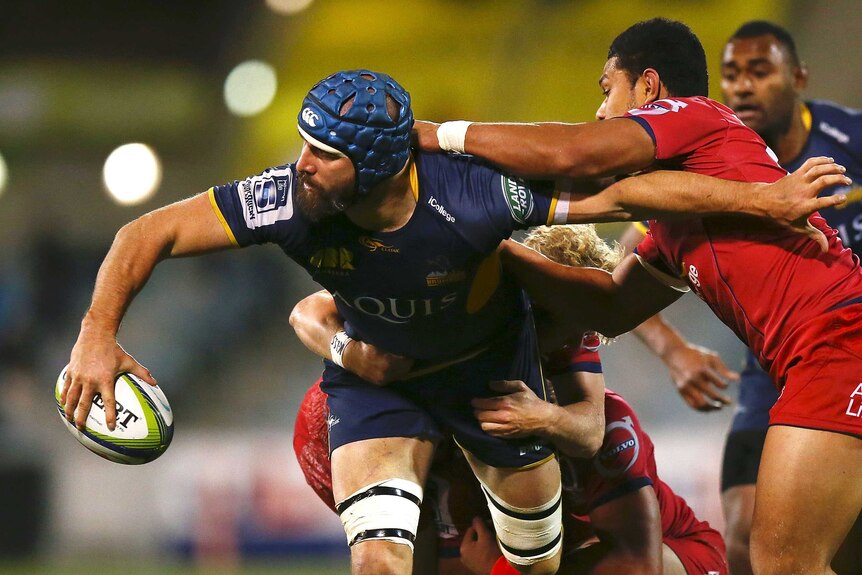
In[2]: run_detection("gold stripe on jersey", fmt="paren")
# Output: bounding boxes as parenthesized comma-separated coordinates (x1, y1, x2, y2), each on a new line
(467, 252, 502, 314)
(208, 188, 239, 247)
(800, 102, 812, 133)
(408, 155, 419, 202)
(633, 221, 649, 235)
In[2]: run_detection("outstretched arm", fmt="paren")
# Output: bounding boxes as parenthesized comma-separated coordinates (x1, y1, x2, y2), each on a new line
(416, 120, 850, 242)
(63, 192, 235, 430)
(498, 240, 683, 340)
(289, 291, 414, 385)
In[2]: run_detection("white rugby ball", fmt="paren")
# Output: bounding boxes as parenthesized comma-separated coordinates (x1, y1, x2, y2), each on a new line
(55, 366, 174, 464)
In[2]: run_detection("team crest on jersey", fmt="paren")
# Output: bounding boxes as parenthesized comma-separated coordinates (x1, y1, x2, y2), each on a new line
(359, 236, 399, 253)
(426, 256, 466, 287)
(581, 332, 601, 352)
(501, 176, 535, 224)
(594, 416, 640, 478)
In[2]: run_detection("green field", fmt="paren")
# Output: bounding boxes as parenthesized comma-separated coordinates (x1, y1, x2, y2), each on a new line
(0, 558, 350, 575)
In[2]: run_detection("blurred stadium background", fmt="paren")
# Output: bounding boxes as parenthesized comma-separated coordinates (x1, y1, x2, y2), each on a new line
(0, 0, 859, 573)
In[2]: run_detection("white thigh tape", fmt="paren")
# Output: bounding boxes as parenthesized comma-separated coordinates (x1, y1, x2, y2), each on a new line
(336, 479, 423, 550)
(481, 481, 563, 566)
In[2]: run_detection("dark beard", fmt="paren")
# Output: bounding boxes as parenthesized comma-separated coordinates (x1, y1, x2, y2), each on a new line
(296, 173, 350, 222)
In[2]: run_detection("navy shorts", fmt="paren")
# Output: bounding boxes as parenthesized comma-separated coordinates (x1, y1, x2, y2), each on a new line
(320, 311, 554, 469)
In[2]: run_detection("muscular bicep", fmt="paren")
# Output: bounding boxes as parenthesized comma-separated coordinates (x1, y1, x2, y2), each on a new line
(138, 191, 237, 257)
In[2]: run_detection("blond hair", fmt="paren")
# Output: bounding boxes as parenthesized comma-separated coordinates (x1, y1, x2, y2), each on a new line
(522, 224, 623, 345)
(522, 225, 623, 272)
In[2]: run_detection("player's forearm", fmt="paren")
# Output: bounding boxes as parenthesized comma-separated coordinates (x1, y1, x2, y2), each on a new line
(289, 291, 343, 361)
(540, 401, 604, 458)
(81, 218, 173, 337)
(593, 171, 770, 222)
(632, 314, 688, 361)
(458, 121, 654, 180)
(499, 240, 618, 326)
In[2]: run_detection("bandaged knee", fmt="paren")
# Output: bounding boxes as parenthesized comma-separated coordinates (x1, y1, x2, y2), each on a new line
(336, 478, 423, 550)
(481, 481, 563, 566)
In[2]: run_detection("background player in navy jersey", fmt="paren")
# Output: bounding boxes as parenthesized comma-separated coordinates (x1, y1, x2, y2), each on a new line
(60, 67, 841, 575)
(616, 20, 862, 575)
(417, 17, 862, 575)
(292, 225, 727, 575)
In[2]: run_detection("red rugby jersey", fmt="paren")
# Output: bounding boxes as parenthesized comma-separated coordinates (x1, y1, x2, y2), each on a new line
(627, 96, 862, 383)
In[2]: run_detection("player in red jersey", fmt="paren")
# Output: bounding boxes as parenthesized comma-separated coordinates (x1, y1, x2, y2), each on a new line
(293, 224, 727, 575)
(416, 17, 861, 575)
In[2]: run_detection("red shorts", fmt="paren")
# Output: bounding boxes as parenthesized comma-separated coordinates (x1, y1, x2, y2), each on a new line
(664, 523, 728, 575)
(770, 305, 862, 438)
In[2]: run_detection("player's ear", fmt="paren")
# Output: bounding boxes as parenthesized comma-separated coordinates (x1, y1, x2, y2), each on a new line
(793, 62, 809, 93)
(642, 68, 662, 103)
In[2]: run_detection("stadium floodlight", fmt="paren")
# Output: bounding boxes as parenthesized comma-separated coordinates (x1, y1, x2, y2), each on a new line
(103, 143, 162, 206)
(224, 60, 278, 117)
(265, 0, 314, 15)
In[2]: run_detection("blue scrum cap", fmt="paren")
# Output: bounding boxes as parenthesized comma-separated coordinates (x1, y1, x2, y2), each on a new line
(298, 70, 414, 195)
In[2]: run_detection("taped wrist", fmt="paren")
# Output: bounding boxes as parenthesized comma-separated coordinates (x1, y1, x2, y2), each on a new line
(437, 121, 473, 154)
(330, 329, 354, 368)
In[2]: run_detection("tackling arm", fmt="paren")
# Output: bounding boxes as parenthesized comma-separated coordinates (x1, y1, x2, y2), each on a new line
(63, 192, 236, 430)
(498, 240, 683, 339)
(416, 120, 850, 237)
(567, 488, 665, 575)
(289, 291, 414, 385)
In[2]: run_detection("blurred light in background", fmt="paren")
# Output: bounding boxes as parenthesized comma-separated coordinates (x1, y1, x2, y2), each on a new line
(0, 151, 7, 197)
(102, 143, 162, 206)
(266, 0, 315, 15)
(224, 60, 278, 117)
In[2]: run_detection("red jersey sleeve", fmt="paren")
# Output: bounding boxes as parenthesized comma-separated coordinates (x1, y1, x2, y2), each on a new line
(633, 228, 690, 291)
(542, 333, 603, 377)
(580, 391, 658, 511)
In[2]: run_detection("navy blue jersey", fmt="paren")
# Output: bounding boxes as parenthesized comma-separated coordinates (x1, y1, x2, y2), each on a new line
(209, 152, 568, 361)
(733, 100, 862, 432)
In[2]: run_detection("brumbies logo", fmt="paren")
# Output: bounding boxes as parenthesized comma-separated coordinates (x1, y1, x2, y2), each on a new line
(359, 236, 399, 253)
(501, 176, 535, 225)
(594, 416, 640, 478)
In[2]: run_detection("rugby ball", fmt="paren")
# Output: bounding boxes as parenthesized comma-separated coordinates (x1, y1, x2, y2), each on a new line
(54, 366, 174, 464)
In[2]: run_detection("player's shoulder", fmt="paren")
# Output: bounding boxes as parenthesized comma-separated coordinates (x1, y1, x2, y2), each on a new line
(807, 99, 862, 143)
(603, 389, 639, 423)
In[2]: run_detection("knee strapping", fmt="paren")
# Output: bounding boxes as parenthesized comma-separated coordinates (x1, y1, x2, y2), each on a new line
(481, 481, 563, 566)
(335, 478, 423, 550)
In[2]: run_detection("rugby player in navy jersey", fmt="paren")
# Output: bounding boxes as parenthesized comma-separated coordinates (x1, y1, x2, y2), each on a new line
(292, 225, 727, 575)
(61, 68, 842, 575)
(416, 18, 862, 575)
(616, 21, 862, 575)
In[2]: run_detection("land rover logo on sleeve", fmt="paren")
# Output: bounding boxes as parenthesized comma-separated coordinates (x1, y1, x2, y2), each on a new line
(501, 176, 535, 225)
